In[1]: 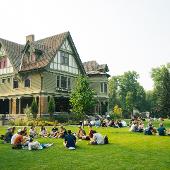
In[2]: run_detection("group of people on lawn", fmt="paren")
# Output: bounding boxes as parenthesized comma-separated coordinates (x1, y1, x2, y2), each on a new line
(129, 118, 169, 136)
(0, 124, 108, 150)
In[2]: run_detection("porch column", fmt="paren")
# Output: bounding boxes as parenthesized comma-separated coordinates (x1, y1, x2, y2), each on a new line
(12, 98, 16, 114)
(39, 95, 48, 115)
(9, 98, 12, 114)
(18, 97, 21, 114)
(107, 100, 109, 114)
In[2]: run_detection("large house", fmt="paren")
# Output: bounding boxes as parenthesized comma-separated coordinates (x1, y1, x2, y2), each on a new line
(0, 32, 110, 117)
(0, 32, 86, 116)
(83, 61, 110, 115)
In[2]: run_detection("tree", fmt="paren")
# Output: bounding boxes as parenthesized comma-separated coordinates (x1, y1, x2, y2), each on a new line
(151, 64, 170, 117)
(118, 71, 146, 115)
(113, 105, 122, 119)
(48, 97, 55, 119)
(108, 76, 120, 109)
(126, 92, 134, 117)
(70, 76, 96, 120)
(31, 98, 38, 119)
(145, 90, 157, 117)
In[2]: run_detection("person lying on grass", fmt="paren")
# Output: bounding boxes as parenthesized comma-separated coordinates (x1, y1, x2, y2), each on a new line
(28, 138, 53, 150)
(64, 130, 76, 150)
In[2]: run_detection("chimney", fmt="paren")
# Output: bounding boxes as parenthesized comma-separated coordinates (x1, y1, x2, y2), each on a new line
(26, 34, 35, 42)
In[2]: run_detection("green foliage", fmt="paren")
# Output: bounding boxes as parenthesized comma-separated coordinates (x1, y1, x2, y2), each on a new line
(113, 105, 122, 116)
(9, 118, 56, 126)
(9, 117, 29, 126)
(48, 97, 55, 118)
(31, 98, 38, 119)
(23, 104, 32, 119)
(70, 76, 96, 120)
(108, 76, 120, 109)
(126, 92, 134, 115)
(151, 64, 170, 117)
(145, 90, 157, 116)
(110, 105, 122, 119)
(109, 71, 146, 117)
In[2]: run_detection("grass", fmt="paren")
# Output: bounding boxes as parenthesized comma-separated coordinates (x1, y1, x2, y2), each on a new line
(0, 120, 170, 170)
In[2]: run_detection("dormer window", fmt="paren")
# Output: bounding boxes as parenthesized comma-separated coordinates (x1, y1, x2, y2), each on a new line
(24, 78, 30, 87)
(13, 79, 19, 89)
(0, 44, 6, 57)
(60, 52, 69, 66)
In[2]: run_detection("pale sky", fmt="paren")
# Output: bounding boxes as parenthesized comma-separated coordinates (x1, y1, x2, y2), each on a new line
(0, 0, 170, 90)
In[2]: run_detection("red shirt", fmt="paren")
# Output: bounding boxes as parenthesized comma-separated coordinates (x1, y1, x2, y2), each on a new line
(13, 134, 23, 145)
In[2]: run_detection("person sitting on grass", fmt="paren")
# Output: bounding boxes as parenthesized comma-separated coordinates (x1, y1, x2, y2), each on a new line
(144, 123, 153, 135)
(2, 127, 15, 143)
(57, 126, 67, 138)
(64, 130, 76, 150)
(28, 138, 53, 150)
(90, 130, 104, 145)
(157, 123, 166, 136)
(167, 129, 170, 136)
(12, 129, 24, 149)
(137, 122, 144, 132)
(88, 124, 94, 139)
(39, 126, 48, 137)
(49, 125, 58, 138)
(77, 125, 87, 139)
(21, 127, 28, 136)
(129, 122, 138, 132)
(29, 126, 37, 138)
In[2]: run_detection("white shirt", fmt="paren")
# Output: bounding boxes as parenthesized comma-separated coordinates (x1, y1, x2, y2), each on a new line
(29, 129, 36, 136)
(93, 133, 104, 144)
(11, 134, 18, 144)
(28, 141, 43, 150)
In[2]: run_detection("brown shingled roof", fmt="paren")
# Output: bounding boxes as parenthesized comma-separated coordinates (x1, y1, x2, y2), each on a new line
(20, 32, 68, 71)
(83, 60, 109, 73)
(0, 32, 86, 75)
(0, 38, 24, 71)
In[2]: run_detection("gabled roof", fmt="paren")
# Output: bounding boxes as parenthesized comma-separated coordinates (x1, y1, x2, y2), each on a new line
(20, 32, 68, 71)
(0, 38, 24, 71)
(0, 32, 85, 74)
(83, 61, 110, 77)
(83, 60, 109, 73)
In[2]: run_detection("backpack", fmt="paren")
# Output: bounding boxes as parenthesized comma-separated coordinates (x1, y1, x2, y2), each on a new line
(104, 135, 109, 144)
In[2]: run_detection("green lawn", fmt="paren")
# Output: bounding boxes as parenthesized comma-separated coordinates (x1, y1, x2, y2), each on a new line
(0, 120, 170, 170)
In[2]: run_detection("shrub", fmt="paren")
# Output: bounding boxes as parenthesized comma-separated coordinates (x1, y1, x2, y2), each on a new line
(24, 104, 32, 119)
(31, 98, 38, 119)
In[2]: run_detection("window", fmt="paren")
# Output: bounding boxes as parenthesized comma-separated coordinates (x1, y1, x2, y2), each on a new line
(56, 75, 60, 88)
(8, 78, 10, 83)
(2, 79, 6, 83)
(68, 78, 71, 89)
(24, 78, 30, 87)
(56, 75, 71, 90)
(61, 76, 67, 89)
(101, 82, 107, 93)
(13, 79, 18, 89)
(60, 52, 69, 65)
